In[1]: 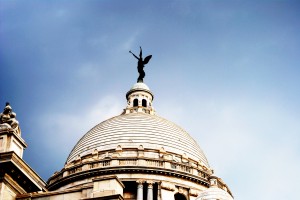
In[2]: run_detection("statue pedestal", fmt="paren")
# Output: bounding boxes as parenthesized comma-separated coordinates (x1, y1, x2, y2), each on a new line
(0, 128, 27, 158)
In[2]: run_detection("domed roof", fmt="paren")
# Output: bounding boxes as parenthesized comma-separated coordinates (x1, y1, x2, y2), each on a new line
(130, 82, 150, 91)
(126, 82, 153, 99)
(66, 112, 210, 168)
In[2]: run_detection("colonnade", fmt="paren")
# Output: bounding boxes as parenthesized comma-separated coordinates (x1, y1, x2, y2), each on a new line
(136, 180, 160, 200)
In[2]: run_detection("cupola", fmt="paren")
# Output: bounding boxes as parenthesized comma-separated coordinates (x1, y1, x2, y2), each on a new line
(124, 82, 155, 115)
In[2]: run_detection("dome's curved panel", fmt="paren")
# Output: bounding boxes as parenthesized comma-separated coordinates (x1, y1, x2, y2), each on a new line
(66, 112, 210, 167)
(130, 82, 150, 91)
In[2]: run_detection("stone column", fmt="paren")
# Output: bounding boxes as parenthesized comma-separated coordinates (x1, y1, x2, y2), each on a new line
(136, 180, 144, 200)
(157, 181, 162, 200)
(147, 181, 154, 200)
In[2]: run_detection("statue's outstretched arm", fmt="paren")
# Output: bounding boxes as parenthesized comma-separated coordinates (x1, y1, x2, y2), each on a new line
(129, 51, 139, 60)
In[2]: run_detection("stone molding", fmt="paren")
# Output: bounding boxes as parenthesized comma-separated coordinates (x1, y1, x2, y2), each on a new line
(48, 149, 212, 191)
(136, 179, 145, 185)
(160, 182, 175, 191)
(189, 189, 200, 197)
(2, 173, 27, 194)
(61, 147, 212, 174)
(92, 175, 125, 188)
(0, 151, 47, 194)
(47, 164, 209, 191)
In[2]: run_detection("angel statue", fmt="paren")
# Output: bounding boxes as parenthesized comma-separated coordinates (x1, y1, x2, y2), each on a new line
(129, 46, 152, 83)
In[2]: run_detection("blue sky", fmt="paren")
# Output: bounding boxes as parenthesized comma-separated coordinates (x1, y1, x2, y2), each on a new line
(1, 0, 300, 199)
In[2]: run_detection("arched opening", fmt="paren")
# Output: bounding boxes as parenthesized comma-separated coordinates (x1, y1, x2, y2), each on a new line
(123, 181, 137, 199)
(174, 193, 187, 200)
(142, 99, 147, 107)
(133, 99, 138, 107)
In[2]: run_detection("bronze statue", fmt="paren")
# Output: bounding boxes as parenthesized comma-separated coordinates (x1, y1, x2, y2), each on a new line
(129, 46, 152, 82)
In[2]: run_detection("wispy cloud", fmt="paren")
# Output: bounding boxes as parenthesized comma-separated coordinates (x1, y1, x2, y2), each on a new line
(33, 95, 123, 172)
(2, 1, 300, 199)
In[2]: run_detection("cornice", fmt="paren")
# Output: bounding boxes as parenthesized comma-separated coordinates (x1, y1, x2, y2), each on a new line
(0, 151, 47, 192)
(2, 173, 27, 194)
(16, 185, 91, 199)
(47, 165, 209, 190)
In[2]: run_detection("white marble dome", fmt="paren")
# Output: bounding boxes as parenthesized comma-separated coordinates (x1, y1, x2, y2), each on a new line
(130, 82, 150, 91)
(45, 82, 234, 199)
(66, 112, 210, 168)
(126, 82, 154, 100)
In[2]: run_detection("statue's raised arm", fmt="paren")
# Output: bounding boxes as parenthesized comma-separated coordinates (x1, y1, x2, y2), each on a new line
(129, 47, 152, 83)
(129, 50, 139, 60)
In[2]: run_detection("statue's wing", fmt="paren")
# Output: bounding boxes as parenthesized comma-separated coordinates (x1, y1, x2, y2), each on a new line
(143, 55, 152, 64)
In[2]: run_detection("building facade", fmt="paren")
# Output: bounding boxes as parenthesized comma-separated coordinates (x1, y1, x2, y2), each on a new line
(0, 81, 233, 200)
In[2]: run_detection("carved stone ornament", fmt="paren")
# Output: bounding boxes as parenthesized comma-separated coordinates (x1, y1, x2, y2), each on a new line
(74, 155, 82, 164)
(147, 180, 154, 188)
(136, 179, 144, 184)
(112, 152, 121, 158)
(116, 145, 122, 152)
(138, 145, 144, 150)
(159, 147, 166, 158)
(102, 152, 112, 159)
(161, 182, 175, 191)
(92, 149, 98, 155)
(64, 162, 74, 169)
(190, 189, 200, 197)
(0, 102, 21, 134)
(178, 187, 184, 194)
(159, 147, 166, 153)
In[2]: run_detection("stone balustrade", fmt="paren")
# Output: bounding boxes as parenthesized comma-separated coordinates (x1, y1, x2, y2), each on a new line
(48, 156, 211, 186)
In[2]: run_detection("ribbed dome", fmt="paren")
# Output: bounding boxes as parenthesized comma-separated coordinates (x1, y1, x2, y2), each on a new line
(66, 112, 210, 168)
(130, 82, 150, 91)
(126, 82, 153, 99)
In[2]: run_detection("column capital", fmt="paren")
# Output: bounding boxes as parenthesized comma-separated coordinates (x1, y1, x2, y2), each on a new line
(136, 179, 145, 184)
(161, 181, 175, 191)
(147, 180, 154, 189)
(147, 180, 154, 185)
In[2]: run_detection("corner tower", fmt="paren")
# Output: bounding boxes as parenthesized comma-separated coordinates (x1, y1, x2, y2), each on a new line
(0, 103, 47, 200)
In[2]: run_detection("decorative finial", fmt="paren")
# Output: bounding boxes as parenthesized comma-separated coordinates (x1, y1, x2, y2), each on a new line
(0, 102, 21, 134)
(129, 46, 152, 83)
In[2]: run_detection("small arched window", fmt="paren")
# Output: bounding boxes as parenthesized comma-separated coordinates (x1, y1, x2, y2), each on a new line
(174, 193, 187, 200)
(142, 99, 147, 107)
(133, 99, 138, 107)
